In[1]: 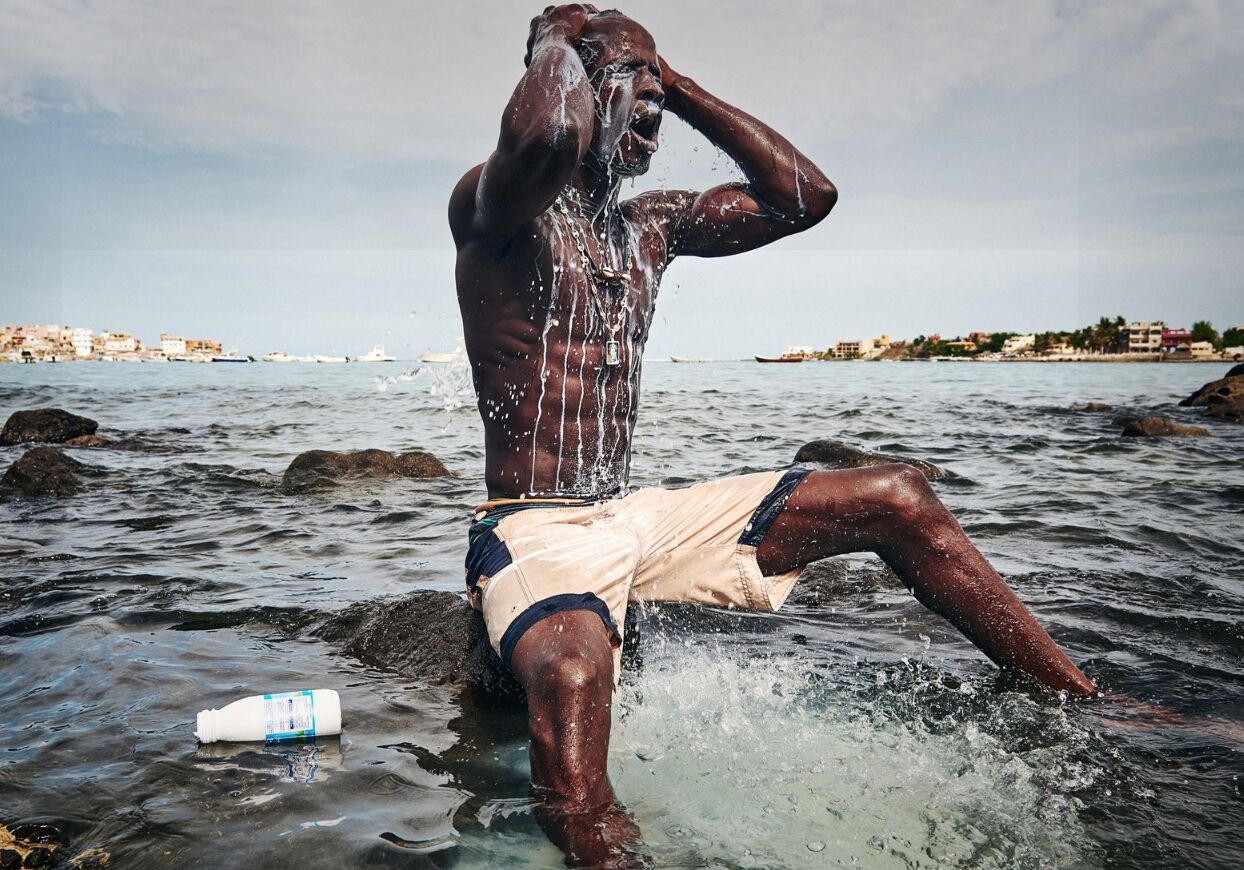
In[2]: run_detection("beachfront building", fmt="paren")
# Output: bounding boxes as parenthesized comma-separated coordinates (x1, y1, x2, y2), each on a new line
(160, 334, 187, 358)
(834, 338, 876, 359)
(103, 332, 138, 354)
(783, 345, 819, 360)
(1002, 334, 1035, 354)
(184, 338, 222, 358)
(1161, 328, 1192, 353)
(1190, 341, 1215, 358)
(945, 340, 977, 352)
(71, 328, 95, 357)
(1126, 321, 1164, 353)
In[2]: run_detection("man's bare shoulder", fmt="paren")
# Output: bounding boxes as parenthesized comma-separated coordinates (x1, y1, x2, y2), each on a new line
(448, 163, 486, 249)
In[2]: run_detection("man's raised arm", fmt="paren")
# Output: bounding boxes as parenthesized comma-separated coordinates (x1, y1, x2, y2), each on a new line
(455, 5, 598, 240)
(660, 58, 838, 258)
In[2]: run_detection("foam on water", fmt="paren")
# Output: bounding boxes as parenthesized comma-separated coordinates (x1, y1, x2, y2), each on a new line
(611, 640, 1093, 868)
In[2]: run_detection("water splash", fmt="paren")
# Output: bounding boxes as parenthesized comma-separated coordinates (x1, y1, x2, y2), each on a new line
(374, 347, 474, 413)
(611, 639, 1093, 868)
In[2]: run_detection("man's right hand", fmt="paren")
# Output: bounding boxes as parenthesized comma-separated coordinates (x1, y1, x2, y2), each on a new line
(525, 4, 600, 65)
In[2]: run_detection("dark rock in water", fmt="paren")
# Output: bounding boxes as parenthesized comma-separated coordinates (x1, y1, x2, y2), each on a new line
(0, 408, 98, 446)
(1075, 402, 1113, 412)
(1179, 367, 1244, 423)
(1, 447, 89, 497)
(786, 558, 902, 606)
(1121, 417, 1211, 438)
(0, 821, 69, 869)
(64, 434, 111, 448)
(794, 439, 955, 480)
(315, 590, 522, 698)
(280, 448, 450, 494)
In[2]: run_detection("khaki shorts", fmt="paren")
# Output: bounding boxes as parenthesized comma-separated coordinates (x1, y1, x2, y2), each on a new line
(464, 469, 811, 678)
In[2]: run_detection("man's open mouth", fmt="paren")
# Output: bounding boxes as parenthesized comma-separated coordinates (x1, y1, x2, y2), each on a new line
(629, 109, 660, 152)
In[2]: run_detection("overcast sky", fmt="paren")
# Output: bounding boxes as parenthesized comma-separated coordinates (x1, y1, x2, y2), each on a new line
(2, 0, 1242, 358)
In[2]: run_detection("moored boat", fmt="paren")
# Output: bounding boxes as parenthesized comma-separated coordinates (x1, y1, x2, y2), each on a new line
(212, 350, 251, 363)
(357, 344, 397, 362)
(314, 354, 349, 363)
(754, 355, 805, 363)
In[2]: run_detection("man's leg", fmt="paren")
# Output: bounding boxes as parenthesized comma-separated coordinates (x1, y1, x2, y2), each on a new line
(510, 609, 645, 869)
(756, 464, 1096, 696)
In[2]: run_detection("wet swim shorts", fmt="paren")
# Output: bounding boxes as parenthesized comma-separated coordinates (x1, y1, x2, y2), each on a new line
(464, 469, 811, 678)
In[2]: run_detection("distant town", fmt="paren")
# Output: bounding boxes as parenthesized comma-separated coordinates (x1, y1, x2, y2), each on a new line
(761, 317, 1244, 363)
(2, 317, 1242, 364)
(0, 326, 400, 364)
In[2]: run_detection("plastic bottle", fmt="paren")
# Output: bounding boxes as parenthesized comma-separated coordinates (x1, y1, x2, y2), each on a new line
(195, 689, 342, 744)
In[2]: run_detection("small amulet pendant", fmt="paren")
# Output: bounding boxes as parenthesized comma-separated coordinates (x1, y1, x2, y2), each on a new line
(605, 339, 621, 366)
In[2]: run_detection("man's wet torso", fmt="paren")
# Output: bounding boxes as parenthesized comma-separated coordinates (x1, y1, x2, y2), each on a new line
(457, 191, 681, 498)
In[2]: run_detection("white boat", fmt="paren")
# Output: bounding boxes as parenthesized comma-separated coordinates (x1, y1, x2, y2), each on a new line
(670, 355, 713, 363)
(212, 350, 251, 363)
(419, 351, 457, 363)
(357, 344, 396, 362)
(314, 354, 349, 363)
(260, 350, 299, 363)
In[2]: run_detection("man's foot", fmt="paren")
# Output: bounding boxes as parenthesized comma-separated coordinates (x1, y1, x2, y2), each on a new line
(536, 798, 650, 869)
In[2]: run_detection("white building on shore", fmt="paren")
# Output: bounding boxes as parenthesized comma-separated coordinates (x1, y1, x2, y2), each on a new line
(1126, 321, 1164, 353)
(1002, 334, 1035, 354)
(71, 328, 94, 357)
(160, 334, 187, 357)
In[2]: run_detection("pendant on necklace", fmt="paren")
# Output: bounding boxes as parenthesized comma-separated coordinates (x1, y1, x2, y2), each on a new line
(605, 339, 621, 366)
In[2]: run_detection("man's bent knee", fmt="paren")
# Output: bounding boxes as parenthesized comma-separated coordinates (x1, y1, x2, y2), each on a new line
(511, 609, 616, 697)
(874, 462, 941, 525)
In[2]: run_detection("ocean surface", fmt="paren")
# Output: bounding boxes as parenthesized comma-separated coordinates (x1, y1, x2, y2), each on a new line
(1, 360, 1241, 869)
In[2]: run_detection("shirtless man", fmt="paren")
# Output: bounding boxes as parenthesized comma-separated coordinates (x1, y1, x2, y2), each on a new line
(449, 6, 1097, 865)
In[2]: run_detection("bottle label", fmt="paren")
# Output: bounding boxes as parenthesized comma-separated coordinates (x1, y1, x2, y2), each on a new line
(263, 691, 316, 741)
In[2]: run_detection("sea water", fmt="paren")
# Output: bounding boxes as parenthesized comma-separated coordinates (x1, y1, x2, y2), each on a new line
(1, 360, 1241, 868)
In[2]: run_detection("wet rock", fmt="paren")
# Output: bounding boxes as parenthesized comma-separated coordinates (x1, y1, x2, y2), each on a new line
(793, 439, 955, 480)
(314, 590, 522, 698)
(1075, 402, 1113, 412)
(786, 558, 901, 606)
(280, 448, 449, 494)
(63, 434, 111, 448)
(0, 823, 66, 869)
(1179, 366, 1244, 423)
(1, 447, 89, 497)
(1120, 417, 1211, 438)
(0, 408, 97, 446)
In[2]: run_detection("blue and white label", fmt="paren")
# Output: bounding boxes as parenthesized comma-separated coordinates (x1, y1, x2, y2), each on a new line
(263, 690, 316, 741)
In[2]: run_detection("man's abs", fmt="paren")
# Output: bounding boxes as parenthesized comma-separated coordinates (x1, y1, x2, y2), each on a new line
(477, 352, 641, 498)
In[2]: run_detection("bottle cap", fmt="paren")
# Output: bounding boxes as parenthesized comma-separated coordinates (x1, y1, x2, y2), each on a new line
(196, 709, 214, 743)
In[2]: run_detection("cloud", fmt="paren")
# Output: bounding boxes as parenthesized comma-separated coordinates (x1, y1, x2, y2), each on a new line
(1, 0, 1239, 168)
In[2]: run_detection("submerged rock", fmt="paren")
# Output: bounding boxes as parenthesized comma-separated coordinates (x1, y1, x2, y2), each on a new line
(0, 408, 98, 446)
(1, 447, 90, 497)
(64, 434, 111, 448)
(786, 558, 902, 606)
(1179, 366, 1244, 423)
(1120, 417, 1211, 438)
(794, 439, 955, 480)
(280, 448, 449, 494)
(1075, 402, 1113, 412)
(314, 590, 522, 698)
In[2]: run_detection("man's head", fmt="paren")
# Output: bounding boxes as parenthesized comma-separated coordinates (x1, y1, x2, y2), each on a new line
(574, 11, 664, 177)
